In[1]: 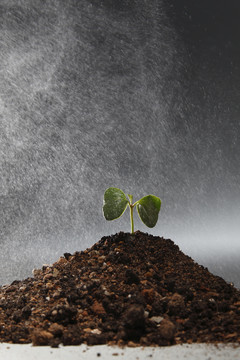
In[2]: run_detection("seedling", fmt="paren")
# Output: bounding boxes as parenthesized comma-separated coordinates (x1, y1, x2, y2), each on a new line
(103, 187, 161, 234)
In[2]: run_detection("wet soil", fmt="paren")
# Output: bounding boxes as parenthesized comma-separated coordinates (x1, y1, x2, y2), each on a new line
(0, 231, 240, 347)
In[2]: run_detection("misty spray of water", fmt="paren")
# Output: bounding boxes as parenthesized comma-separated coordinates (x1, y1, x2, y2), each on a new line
(0, 1, 239, 287)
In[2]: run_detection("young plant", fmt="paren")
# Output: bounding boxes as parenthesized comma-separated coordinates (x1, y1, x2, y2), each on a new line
(103, 187, 161, 234)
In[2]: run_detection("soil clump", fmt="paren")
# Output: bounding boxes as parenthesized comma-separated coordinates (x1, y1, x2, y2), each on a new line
(0, 231, 240, 347)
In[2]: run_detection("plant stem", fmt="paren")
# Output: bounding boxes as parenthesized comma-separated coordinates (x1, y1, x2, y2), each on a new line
(128, 195, 134, 234)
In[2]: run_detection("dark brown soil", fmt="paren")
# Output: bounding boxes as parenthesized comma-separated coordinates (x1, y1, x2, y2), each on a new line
(0, 231, 240, 347)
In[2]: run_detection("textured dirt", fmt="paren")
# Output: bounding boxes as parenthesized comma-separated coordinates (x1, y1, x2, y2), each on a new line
(0, 231, 240, 347)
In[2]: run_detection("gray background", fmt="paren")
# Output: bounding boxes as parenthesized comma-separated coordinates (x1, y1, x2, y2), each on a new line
(0, 0, 239, 286)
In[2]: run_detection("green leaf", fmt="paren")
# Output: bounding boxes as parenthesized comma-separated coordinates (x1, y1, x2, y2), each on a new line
(103, 187, 129, 221)
(136, 195, 161, 228)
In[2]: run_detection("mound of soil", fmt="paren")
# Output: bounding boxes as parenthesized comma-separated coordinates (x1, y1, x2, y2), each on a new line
(0, 231, 240, 347)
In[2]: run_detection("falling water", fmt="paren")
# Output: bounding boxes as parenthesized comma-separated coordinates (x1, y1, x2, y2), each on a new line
(0, 0, 239, 286)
